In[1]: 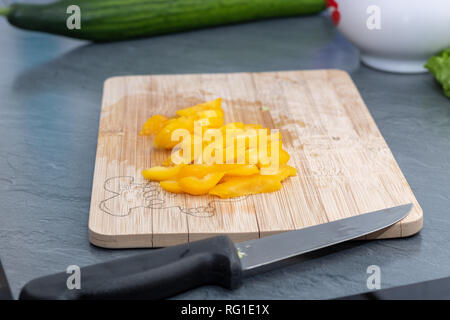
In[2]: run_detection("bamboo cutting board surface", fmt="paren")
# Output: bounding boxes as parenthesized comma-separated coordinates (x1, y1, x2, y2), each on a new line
(89, 70, 422, 248)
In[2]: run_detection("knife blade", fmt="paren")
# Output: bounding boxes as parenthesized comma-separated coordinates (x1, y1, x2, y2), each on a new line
(238, 203, 412, 275)
(19, 203, 412, 300)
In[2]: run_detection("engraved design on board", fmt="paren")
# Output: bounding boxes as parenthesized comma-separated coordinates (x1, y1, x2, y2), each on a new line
(99, 176, 247, 218)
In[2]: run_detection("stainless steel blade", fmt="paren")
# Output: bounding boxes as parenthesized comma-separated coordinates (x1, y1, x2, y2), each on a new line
(236, 203, 412, 275)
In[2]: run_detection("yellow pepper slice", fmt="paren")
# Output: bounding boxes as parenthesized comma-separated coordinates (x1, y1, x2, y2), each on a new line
(224, 164, 259, 176)
(263, 165, 297, 181)
(209, 175, 282, 199)
(162, 156, 175, 166)
(279, 148, 290, 165)
(178, 164, 217, 179)
(142, 165, 184, 181)
(178, 172, 225, 195)
(160, 180, 184, 193)
(176, 164, 258, 179)
(197, 109, 224, 119)
(258, 147, 290, 168)
(153, 116, 195, 149)
(196, 116, 224, 128)
(276, 165, 297, 181)
(139, 115, 168, 136)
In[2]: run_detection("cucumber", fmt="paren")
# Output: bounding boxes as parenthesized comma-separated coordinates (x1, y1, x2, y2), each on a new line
(0, 0, 325, 42)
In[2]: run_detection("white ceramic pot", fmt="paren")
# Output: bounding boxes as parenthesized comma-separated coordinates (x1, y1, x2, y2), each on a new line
(327, 0, 450, 73)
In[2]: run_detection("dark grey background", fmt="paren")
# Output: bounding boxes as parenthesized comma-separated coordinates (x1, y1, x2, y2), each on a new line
(0, 4, 449, 299)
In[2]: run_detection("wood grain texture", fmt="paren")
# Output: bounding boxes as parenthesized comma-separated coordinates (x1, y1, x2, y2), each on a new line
(88, 70, 422, 248)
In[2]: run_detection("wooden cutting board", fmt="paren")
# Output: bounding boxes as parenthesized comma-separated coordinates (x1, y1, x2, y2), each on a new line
(88, 70, 422, 248)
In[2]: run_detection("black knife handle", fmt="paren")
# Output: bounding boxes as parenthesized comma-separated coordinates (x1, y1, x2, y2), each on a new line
(19, 235, 242, 300)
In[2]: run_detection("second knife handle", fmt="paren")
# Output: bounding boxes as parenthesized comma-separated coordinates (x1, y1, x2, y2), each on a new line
(20, 235, 242, 300)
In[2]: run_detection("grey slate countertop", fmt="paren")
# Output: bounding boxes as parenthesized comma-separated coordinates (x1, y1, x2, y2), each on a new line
(0, 13, 449, 300)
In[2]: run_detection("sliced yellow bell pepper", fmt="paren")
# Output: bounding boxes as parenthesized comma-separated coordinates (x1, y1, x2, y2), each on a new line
(196, 116, 224, 128)
(177, 164, 218, 179)
(263, 165, 297, 181)
(177, 164, 253, 179)
(160, 180, 184, 193)
(142, 165, 184, 181)
(139, 114, 168, 136)
(224, 164, 259, 176)
(140, 98, 298, 198)
(209, 175, 282, 199)
(178, 172, 225, 195)
(162, 156, 175, 166)
(258, 147, 290, 168)
(277, 165, 297, 181)
(153, 116, 195, 149)
(197, 109, 224, 119)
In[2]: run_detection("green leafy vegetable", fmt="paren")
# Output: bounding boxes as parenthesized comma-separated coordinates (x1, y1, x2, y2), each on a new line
(425, 49, 450, 99)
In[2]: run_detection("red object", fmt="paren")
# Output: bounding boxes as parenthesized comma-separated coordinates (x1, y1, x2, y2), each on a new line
(331, 9, 341, 26)
(326, 0, 341, 26)
(326, 0, 338, 9)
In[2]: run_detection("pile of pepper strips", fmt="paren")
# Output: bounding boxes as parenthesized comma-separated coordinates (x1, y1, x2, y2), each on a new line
(139, 98, 297, 198)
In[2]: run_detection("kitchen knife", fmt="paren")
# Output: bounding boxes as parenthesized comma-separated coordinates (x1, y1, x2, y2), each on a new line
(19, 203, 412, 300)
